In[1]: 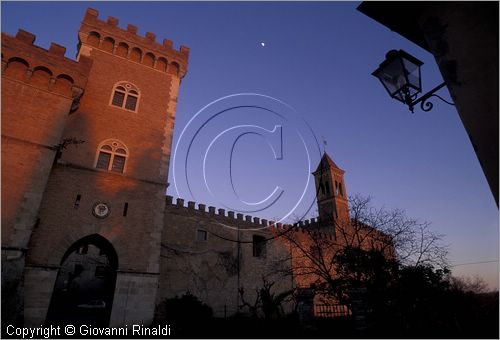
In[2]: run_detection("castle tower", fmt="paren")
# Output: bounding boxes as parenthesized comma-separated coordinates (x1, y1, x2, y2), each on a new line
(313, 153, 350, 230)
(20, 8, 189, 327)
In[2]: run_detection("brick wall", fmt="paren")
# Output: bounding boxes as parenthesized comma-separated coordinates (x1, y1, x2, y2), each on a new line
(1, 29, 90, 325)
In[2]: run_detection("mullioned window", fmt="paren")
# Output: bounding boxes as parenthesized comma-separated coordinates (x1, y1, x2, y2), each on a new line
(95, 139, 128, 173)
(110, 82, 140, 112)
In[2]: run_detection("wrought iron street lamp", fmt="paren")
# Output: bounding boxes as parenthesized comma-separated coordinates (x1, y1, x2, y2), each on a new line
(372, 49, 454, 113)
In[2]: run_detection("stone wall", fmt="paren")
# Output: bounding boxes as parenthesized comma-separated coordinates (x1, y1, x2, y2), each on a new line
(110, 272, 159, 326)
(158, 197, 296, 317)
(418, 3, 498, 205)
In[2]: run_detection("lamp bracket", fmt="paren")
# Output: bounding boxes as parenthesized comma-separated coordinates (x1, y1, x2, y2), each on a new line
(406, 82, 455, 113)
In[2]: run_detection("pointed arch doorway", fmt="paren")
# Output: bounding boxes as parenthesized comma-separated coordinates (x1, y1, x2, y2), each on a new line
(45, 234, 118, 326)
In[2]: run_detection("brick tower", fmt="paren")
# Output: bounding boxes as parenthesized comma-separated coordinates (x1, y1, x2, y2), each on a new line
(19, 8, 189, 326)
(313, 153, 350, 231)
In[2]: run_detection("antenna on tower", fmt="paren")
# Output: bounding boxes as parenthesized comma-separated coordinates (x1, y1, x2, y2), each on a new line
(321, 136, 327, 154)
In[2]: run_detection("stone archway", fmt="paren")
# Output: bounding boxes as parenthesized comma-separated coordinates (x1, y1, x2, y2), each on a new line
(44, 234, 118, 326)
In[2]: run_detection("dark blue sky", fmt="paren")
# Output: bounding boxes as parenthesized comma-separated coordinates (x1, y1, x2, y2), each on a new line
(2, 1, 497, 289)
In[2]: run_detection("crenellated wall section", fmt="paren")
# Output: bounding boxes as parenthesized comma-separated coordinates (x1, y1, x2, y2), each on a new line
(78, 8, 189, 78)
(1, 29, 91, 326)
(164, 195, 324, 231)
(159, 195, 392, 317)
(2, 30, 90, 96)
(158, 195, 338, 318)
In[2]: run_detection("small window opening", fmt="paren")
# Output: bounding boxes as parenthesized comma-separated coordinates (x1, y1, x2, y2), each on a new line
(74, 194, 81, 209)
(77, 245, 88, 254)
(123, 202, 128, 216)
(325, 181, 330, 195)
(111, 155, 126, 172)
(253, 235, 266, 258)
(125, 95, 138, 111)
(197, 229, 208, 241)
(96, 152, 111, 170)
(112, 91, 125, 107)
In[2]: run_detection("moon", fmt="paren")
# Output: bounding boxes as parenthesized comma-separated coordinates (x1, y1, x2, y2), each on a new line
(260, 42, 266, 47)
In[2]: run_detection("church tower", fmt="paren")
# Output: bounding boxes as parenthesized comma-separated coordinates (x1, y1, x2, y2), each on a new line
(313, 153, 350, 230)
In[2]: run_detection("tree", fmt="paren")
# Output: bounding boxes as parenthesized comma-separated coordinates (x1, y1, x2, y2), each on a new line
(277, 194, 449, 306)
(238, 277, 295, 319)
(272, 195, 498, 337)
(347, 194, 449, 269)
(450, 274, 489, 294)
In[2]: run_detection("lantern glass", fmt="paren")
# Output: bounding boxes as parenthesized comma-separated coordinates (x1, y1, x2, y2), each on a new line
(372, 49, 423, 104)
(402, 57, 422, 93)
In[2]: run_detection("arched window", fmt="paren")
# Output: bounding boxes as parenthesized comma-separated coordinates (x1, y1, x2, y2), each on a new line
(110, 82, 140, 112)
(95, 140, 128, 173)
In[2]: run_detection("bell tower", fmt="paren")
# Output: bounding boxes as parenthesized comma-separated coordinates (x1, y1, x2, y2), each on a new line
(313, 153, 350, 230)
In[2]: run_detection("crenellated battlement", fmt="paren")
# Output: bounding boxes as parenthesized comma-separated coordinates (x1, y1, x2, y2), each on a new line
(1, 30, 91, 97)
(165, 195, 292, 229)
(78, 8, 189, 78)
(164, 195, 335, 240)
